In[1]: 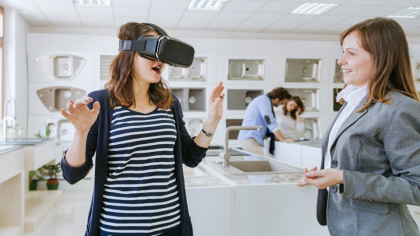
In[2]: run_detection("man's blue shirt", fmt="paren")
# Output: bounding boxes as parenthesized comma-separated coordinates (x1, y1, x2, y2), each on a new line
(238, 95, 279, 146)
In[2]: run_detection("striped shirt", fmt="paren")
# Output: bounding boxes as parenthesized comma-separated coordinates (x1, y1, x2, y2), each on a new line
(99, 106, 180, 236)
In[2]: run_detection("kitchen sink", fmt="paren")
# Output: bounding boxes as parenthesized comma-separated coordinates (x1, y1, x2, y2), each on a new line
(206, 146, 250, 156)
(208, 159, 302, 175)
(229, 160, 302, 173)
(183, 166, 208, 178)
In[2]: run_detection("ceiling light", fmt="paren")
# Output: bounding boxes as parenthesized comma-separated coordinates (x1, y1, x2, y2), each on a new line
(72, 0, 110, 6)
(188, 0, 229, 10)
(389, 7, 420, 18)
(292, 3, 338, 15)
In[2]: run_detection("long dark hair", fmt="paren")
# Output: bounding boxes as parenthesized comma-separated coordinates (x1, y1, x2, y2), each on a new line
(283, 96, 305, 120)
(105, 22, 174, 109)
(338, 17, 418, 111)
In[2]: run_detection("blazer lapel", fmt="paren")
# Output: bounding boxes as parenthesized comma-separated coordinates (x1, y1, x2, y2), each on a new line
(329, 98, 368, 151)
(321, 102, 348, 165)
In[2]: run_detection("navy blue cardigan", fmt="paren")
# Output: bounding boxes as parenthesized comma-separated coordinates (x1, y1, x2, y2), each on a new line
(60, 89, 208, 236)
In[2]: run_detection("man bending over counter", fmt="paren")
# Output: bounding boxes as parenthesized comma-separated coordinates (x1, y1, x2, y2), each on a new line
(238, 87, 294, 156)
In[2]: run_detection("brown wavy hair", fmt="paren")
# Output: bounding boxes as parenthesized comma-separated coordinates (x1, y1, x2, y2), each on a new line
(267, 87, 292, 101)
(338, 17, 419, 112)
(282, 96, 305, 120)
(105, 22, 174, 109)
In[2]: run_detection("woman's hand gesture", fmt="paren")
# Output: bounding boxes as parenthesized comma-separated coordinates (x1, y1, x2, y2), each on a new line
(297, 166, 317, 187)
(207, 81, 225, 123)
(60, 97, 100, 135)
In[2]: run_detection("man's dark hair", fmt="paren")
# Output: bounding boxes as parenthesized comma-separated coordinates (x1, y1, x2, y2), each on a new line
(267, 87, 291, 101)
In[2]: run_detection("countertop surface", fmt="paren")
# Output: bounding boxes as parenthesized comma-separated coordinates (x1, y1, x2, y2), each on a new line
(0, 145, 24, 155)
(202, 156, 304, 186)
(0, 138, 56, 146)
(184, 165, 230, 188)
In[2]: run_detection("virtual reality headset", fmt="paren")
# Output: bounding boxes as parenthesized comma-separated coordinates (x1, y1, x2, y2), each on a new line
(118, 23, 195, 68)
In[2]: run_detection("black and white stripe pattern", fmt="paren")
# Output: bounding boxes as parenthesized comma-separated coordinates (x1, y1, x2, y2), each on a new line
(99, 106, 180, 236)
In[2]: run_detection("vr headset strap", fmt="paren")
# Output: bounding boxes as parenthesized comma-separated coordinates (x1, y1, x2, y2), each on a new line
(143, 23, 168, 36)
(119, 40, 146, 51)
(118, 23, 167, 51)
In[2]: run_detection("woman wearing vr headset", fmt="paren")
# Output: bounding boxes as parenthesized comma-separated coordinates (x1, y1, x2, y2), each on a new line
(59, 22, 224, 236)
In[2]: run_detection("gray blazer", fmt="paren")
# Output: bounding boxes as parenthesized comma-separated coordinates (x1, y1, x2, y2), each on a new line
(317, 91, 420, 236)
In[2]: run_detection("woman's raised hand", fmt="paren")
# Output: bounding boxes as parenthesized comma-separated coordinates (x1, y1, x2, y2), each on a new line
(207, 81, 225, 122)
(60, 97, 100, 134)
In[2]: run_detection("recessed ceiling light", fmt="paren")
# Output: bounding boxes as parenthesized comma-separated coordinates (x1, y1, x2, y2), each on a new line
(72, 0, 110, 6)
(292, 3, 338, 15)
(389, 7, 420, 18)
(188, 0, 229, 10)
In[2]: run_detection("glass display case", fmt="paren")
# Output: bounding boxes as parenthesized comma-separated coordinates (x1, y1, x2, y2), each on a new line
(334, 59, 343, 83)
(227, 89, 264, 110)
(37, 87, 86, 112)
(171, 88, 206, 111)
(285, 59, 321, 83)
(226, 119, 243, 139)
(169, 57, 207, 81)
(286, 88, 319, 112)
(333, 88, 343, 111)
(228, 59, 265, 80)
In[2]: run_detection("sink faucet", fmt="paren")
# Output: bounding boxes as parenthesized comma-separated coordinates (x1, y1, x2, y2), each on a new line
(304, 127, 313, 141)
(2, 98, 16, 141)
(220, 126, 262, 168)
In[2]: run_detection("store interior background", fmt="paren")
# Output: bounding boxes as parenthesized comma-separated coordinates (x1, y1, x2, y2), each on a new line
(1, 0, 420, 235)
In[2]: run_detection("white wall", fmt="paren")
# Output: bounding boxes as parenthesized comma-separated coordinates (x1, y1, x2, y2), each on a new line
(3, 8, 30, 135)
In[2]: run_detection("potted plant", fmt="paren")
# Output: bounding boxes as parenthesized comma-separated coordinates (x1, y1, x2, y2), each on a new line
(29, 170, 39, 191)
(38, 163, 61, 190)
(35, 126, 51, 139)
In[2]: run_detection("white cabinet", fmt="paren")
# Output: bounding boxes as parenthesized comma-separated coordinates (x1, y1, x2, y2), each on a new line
(302, 145, 322, 170)
(274, 142, 322, 170)
(274, 142, 302, 168)
(0, 148, 25, 236)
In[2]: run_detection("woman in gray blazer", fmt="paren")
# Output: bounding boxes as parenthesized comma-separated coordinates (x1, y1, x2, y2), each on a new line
(298, 17, 420, 236)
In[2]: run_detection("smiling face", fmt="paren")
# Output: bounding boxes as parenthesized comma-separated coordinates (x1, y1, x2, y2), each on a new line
(286, 100, 298, 112)
(338, 31, 374, 88)
(131, 31, 164, 84)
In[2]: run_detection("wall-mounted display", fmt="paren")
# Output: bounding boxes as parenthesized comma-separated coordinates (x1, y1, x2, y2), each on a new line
(285, 59, 321, 83)
(226, 119, 243, 140)
(35, 54, 86, 80)
(333, 88, 343, 111)
(302, 118, 323, 141)
(46, 118, 74, 142)
(227, 89, 264, 110)
(169, 57, 206, 81)
(228, 59, 265, 80)
(286, 88, 319, 112)
(100, 55, 116, 81)
(183, 118, 205, 136)
(334, 59, 343, 83)
(37, 87, 86, 112)
(172, 88, 206, 111)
